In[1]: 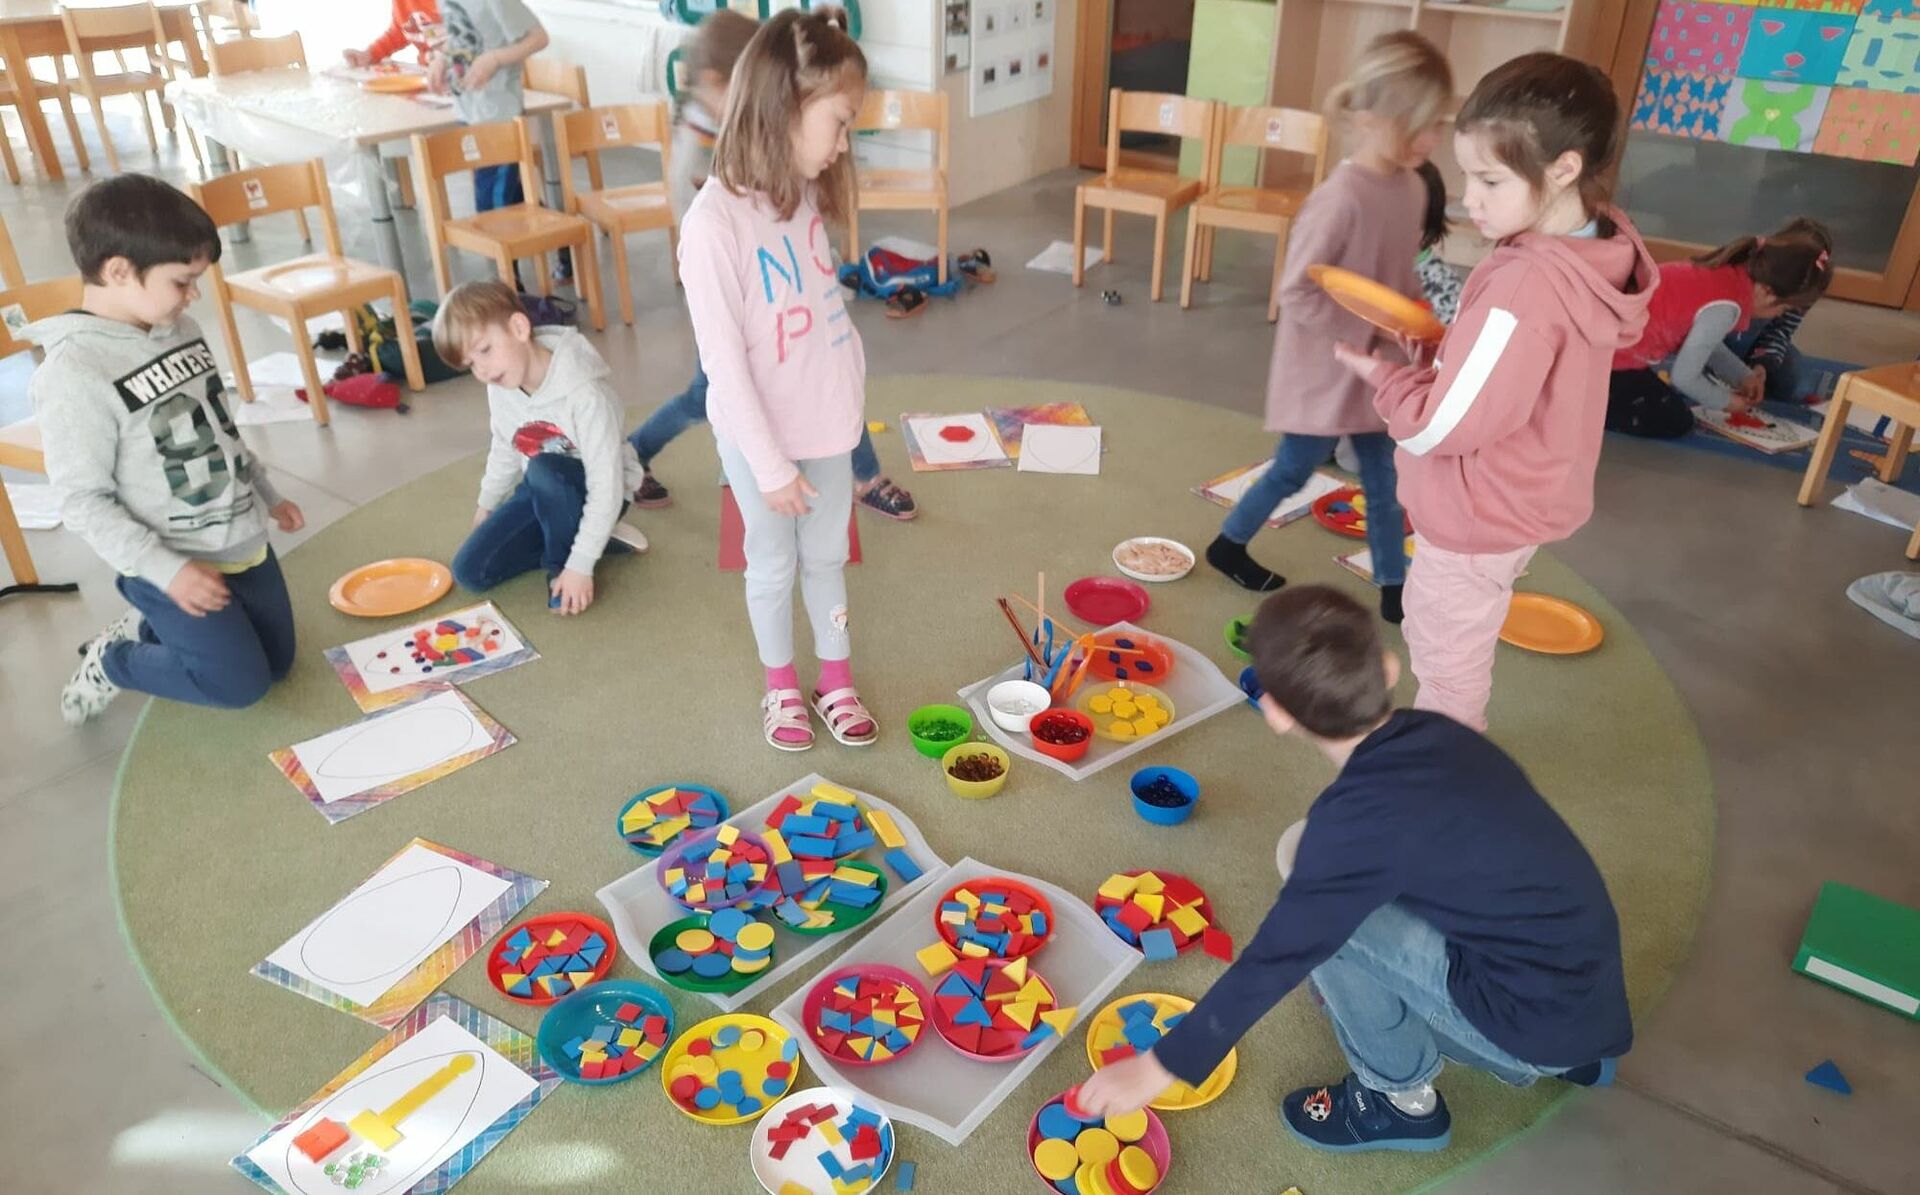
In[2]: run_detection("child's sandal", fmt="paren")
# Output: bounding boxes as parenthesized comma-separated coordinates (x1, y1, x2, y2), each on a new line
(958, 249, 995, 284)
(885, 287, 929, 319)
(762, 688, 815, 752)
(811, 686, 879, 748)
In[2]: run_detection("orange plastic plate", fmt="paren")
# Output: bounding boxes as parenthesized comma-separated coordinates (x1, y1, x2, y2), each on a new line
(361, 73, 428, 94)
(1308, 264, 1446, 342)
(328, 557, 453, 618)
(1499, 593, 1604, 655)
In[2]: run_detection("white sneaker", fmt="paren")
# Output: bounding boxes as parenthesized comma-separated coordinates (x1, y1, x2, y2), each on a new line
(61, 619, 128, 726)
(608, 520, 650, 554)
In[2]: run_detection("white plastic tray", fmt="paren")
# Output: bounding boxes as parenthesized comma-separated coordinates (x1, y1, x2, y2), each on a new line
(956, 622, 1246, 781)
(596, 773, 949, 1012)
(770, 857, 1142, 1146)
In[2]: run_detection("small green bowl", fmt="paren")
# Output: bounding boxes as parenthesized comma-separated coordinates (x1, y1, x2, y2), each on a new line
(1225, 616, 1252, 662)
(648, 914, 764, 995)
(908, 703, 973, 759)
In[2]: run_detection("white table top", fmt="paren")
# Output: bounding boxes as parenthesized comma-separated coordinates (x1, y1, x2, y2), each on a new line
(167, 66, 570, 148)
(0, 0, 201, 26)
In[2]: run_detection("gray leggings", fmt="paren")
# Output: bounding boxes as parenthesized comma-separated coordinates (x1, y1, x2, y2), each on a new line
(717, 438, 855, 669)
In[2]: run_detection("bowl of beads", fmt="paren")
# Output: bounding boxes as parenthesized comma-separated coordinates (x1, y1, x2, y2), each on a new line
(649, 908, 776, 994)
(657, 825, 776, 911)
(1028, 1089, 1170, 1194)
(661, 1014, 798, 1125)
(907, 703, 974, 759)
(801, 964, 932, 1067)
(535, 979, 674, 1084)
(986, 679, 1052, 734)
(1029, 709, 1094, 763)
(1130, 767, 1198, 826)
(943, 741, 1011, 800)
(1111, 536, 1195, 583)
(1238, 665, 1263, 710)
(1225, 616, 1252, 661)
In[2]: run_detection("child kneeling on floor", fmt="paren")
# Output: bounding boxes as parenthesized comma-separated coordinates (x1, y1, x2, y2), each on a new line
(36, 175, 306, 725)
(1076, 585, 1629, 1154)
(436, 280, 648, 615)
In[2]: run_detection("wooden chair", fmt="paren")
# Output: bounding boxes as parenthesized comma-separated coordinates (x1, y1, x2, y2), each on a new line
(0, 274, 85, 597)
(845, 89, 948, 282)
(0, 212, 22, 287)
(199, 0, 260, 42)
(555, 102, 676, 326)
(207, 33, 311, 242)
(411, 118, 606, 329)
(60, 1, 198, 175)
(1182, 104, 1329, 320)
(0, 55, 92, 182)
(1799, 363, 1920, 559)
(192, 159, 428, 428)
(1073, 90, 1215, 302)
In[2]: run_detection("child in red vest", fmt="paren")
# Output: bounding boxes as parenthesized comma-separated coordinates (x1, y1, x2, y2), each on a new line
(1606, 218, 1832, 438)
(344, 0, 441, 67)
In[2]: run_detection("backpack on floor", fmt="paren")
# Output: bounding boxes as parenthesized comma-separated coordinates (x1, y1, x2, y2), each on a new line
(346, 302, 467, 385)
(837, 246, 965, 302)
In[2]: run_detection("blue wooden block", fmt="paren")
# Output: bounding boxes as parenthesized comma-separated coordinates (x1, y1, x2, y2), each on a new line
(506, 928, 533, 950)
(1805, 1060, 1852, 1095)
(895, 1161, 917, 1191)
(787, 834, 838, 857)
(784, 813, 832, 836)
(1030, 912, 1048, 935)
(817, 1151, 845, 1179)
(836, 828, 877, 853)
(955, 998, 994, 1027)
(815, 801, 859, 822)
(884, 848, 924, 883)
(1140, 928, 1179, 962)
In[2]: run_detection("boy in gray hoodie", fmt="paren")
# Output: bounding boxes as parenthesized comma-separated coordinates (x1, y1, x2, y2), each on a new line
(435, 281, 646, 615)
(34, 174, 305, 725)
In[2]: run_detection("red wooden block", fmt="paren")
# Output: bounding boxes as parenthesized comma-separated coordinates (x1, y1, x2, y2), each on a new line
(1160, 873, 1203, 905)
(688, 1037, 713, 1056)
(955, 958, 991, 988)
(1102, 1044, 1137, 1064)
(850, 1125, 882, 1161)
(1116, 902, 1154, 933)
(615, 1002, 643, 1021)
(944, 1022, 985, 1054)
(767, 1060, 794, 1080)
(292, 1119, 349, 1163)
(581, 1059, 605, 1079)
(1202, 928, 1235, 962)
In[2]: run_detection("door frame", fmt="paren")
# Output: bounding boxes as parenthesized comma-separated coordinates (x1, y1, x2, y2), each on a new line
(1068, 0, 1180, 173)
(1604, 0, 1920, 308)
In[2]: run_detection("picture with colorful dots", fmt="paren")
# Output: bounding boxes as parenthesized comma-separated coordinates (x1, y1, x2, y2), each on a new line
(325, 601, 539, 712)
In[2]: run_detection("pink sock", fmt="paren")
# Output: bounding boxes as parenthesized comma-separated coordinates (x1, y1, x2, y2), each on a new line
(765, 665, 810, 745)
(815, 659, 873, 737)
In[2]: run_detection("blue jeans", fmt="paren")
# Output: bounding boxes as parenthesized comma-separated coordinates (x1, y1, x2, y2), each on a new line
(473, 162, 524, 214)
(628, 365, 882, 484)
(1312, 902, 1563, 1094)
(1724, 325, 1805, 405)
(1221, 432, 1406, 587)
(453, 454, 603, 590)
(105, 549, 295, 709)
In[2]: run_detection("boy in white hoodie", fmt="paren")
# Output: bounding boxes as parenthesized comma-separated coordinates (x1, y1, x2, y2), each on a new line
(34, 175, 305, 725)
(435, 281, 647, 615)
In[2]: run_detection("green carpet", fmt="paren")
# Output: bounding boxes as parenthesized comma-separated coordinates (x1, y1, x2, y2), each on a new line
(112, 375, 1714, 1195)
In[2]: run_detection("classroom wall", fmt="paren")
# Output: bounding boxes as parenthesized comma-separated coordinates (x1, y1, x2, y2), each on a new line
(941, 0, 1080, 207)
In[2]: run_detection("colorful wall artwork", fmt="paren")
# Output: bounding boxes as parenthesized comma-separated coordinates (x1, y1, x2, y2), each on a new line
(1632, 0, 1920, 162)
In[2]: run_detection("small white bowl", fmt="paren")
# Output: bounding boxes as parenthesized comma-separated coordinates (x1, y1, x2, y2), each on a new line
(1112, 536, 1196, 584)
(986, 679, 1052, 734)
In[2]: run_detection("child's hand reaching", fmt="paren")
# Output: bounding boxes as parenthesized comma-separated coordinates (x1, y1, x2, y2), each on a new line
(550, 568, 594, 615)
(269, 500, 304, 533)
(1735, 365, 1766, 407)
(461, 51, 499, 92)
(426, 52, 451, 94)
(1332, 341, 1387, 384)
(167, 560, 232, 617)
(1393, 331, 1439, 369)
(1073, 1052, 1175, 1120)
(765, 474, 819, 518)
(343, 48, 371, 68)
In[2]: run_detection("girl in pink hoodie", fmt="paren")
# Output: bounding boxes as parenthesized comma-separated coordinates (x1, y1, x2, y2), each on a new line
(679, 8, 878, 752)
(1335, 53, 1657, 731)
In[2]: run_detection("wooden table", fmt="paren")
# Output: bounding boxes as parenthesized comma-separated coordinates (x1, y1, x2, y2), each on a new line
(1799, 361, 1920, 559)
(166, 66, 571, 283)
(0, 0, 208, 182)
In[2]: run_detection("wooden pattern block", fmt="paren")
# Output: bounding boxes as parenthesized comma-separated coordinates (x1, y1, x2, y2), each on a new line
(1094, 869, 1224, 958)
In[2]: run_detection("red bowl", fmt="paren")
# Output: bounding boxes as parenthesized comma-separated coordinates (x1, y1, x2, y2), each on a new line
(800, 963, 934, 1068)
(928, 958, 1057, 1062)
(1026, 1090, 1171, 1194)
(1086, 632, 1175, 685)
(486, 911, 620, 1006)
(1029, 710, 1094, 763)
(933, 876, 1056, 959)
(1092, 869, 1216, 955)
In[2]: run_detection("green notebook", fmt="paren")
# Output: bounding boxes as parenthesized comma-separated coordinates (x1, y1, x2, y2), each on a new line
(1793, 882, 1920, 1020)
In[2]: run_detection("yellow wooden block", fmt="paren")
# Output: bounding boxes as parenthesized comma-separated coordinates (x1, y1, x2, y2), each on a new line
(569, 971, 596, 988)
(917, 941, 959, 976)
(716, 823, 740, 845)
(832, 866, 879, 886)
(765, 829, 793, 864)
(499, 971, 525, 990)
(939, 908, 967, 925)
(960, 941, 991, 958)
(644, 815, 690, 844)
(1097, 873, 1139, 901)
(665, 867, 685, 885)
(780, 1182, 812, 1195)
(617, 1027, 643, 1048)
(1002, 956, 1029, 986)
(1168, 904, 1210, 936)
(685, 883, 706, 903)
(1133, 872, 1165, 896)
(1017, 978, 1050, 1004)
(546, 928, 568, 947)
(1040, 1006, 1077, 1034)
(1089, 695, 1113, 713)
(845, 1036, 872, 1057)
(812, 781, 860, 804)
(1149, 706, 1171, 726)
(866, 807, 907, 849)
(1134, 893, 1165, 921)
(1132, 717, 1157, 737)
(622, 806, 655, 831)
(1110, 721, 1135, 739)
(1002, 999, 1038, 1029)
(956, 888, 980, 909)
(818, 1120, 844, 1145)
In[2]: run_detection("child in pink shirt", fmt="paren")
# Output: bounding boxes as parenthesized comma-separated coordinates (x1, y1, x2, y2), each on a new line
(1336, 53, 1656, 731)
(677, 6, 877, 752)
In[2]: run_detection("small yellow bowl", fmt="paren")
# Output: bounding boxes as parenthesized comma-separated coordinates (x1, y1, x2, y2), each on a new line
(941, 741, 1010, 800)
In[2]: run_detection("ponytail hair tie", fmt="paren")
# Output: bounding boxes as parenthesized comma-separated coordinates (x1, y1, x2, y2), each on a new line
(1816, 249, 1830, 270)
(1752, 235, 1766, 249)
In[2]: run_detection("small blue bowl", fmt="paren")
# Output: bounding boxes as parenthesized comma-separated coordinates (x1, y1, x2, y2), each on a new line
(536, 979, 676, 1085)
(1238, 665, 1263, 710)
(615, 783, 731, 857)
(1130, 766, 1199, 826)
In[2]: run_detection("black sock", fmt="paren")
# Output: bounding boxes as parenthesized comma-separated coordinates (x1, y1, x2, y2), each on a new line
(1206, 534, 1285, 592)
(1380, 583, 1404, 624)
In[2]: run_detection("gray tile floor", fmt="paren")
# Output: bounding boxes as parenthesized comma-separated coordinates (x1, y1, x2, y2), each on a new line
(3, 110, 1918, 1194)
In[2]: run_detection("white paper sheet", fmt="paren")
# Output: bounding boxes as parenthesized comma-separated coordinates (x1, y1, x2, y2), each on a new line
(1694, 407, 1821, 453)
(242, 1015, 536, 1195)
(1016, 424, 1102, 475)
(906, 413, 1009, 466)
(264, 843, 513, 1007)
(289, 690, 499, 806)
(1025, 239, 1103, 275)
(1205, 464, 1348, 524)
(1833, 478, 1920, 533)
(770, 857, 1141, 1146)
(231, 386, 317, 427)
(3, 483, 60, 529)
(340, 602, 532, 697)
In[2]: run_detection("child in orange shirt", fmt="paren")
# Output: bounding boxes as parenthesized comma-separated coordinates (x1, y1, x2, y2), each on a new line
(344, 0, 442, 67)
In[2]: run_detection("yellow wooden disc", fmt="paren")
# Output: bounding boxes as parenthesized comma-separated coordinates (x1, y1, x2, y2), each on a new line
(1033, 1138, 1079, 1181)
(1076, 1127, 1120, 1166)
(1118, 1145, 1160, 1189)
(676, 928, 715, 953)
(1132, 718, 1157, 737)
(737, 1029, 766, 1053)
(1106, 1110, 1148, 1143)
(735, 922, 776, 952)
(1089, 695, 1113, 713)
(1110, 721, 1135, 739)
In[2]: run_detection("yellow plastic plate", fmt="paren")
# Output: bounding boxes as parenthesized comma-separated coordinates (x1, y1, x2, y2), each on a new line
(1085, 992, 1236, 1110)
(660, 1013, 796, 1125)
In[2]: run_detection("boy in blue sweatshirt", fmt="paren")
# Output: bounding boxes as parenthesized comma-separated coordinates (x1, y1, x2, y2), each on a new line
(1076, 586, 1628, 1153)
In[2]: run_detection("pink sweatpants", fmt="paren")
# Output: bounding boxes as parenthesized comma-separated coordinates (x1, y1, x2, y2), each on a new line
(1402, 534, 1537, 732)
